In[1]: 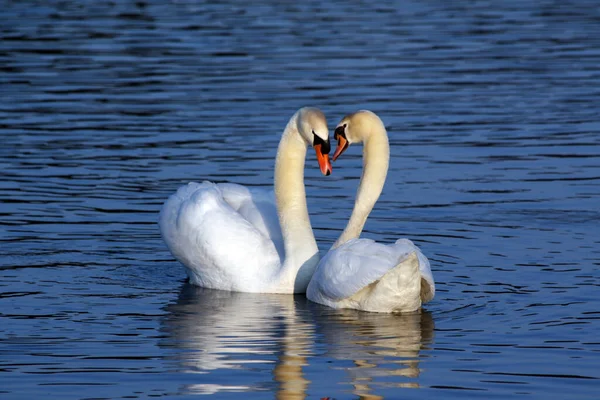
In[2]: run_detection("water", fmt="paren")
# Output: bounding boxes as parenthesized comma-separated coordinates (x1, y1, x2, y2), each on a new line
(1, 0, 599, 398)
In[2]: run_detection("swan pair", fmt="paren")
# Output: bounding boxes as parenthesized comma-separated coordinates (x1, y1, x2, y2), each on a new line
(159, 107, 435, 313)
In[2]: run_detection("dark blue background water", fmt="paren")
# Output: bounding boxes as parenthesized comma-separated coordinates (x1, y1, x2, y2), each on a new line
(1, 1, 599, 398)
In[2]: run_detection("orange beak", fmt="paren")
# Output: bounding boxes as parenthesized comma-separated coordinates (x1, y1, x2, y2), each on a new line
(332, 133, 349, 161)
(314, 144, 332, 176)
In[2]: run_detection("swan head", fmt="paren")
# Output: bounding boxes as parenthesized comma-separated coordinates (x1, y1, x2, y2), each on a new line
(296, 107, 332, 176)
(332, 110, 384, 161)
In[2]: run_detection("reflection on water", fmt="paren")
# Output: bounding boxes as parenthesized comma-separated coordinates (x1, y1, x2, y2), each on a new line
(316, 308, 434, 396)
(161, 284, 433, 398)
(161, 284, 314, 397)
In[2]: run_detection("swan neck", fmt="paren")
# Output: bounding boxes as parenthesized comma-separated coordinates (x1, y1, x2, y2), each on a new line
(274, 115, 319, 289)
(332, 124, 389, 249)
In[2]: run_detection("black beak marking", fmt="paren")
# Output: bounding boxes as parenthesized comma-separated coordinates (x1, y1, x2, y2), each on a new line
(334, 125, 346, 141)
(313, 133, 330, 154)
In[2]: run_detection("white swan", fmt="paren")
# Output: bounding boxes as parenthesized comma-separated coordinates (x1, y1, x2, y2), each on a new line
(307, 110, 435, 313)
(159, 107, 332, 293)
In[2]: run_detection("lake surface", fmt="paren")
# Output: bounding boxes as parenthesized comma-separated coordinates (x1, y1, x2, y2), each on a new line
(1, 0, 600, 398)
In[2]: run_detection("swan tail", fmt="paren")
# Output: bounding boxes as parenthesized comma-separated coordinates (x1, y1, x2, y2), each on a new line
(393, 239, 436, 303)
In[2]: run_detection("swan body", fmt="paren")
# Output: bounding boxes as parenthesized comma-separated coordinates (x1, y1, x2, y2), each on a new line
(160, 182, 283, 292)
(160, 108, 331, 293)
(309, 239, 434, 313)
(307, 111, 435, 313)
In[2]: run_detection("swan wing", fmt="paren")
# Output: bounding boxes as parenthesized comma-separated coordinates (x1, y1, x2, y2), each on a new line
(217, 183, 284, 259)
(310, 238, 434, 302)
(159, 182, 281, 292)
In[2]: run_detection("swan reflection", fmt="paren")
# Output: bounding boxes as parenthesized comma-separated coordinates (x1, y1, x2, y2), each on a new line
(161, 284, 313, 397)
(160, 283, 434, 398)
(312, 306, 434, 397)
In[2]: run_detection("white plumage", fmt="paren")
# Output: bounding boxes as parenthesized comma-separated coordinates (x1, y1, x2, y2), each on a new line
(307, 111, 436, 313)
(160, 182, 283, 292)
(159, 108, 331, 293)
(308, 238, 434, 313)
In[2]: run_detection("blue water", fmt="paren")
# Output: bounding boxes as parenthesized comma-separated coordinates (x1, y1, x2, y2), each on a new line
(1, 1, 600, 398)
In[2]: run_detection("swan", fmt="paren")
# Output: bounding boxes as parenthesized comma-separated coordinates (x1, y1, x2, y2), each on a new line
(307, 110, 435, 313)
(159, 107, 332, 293)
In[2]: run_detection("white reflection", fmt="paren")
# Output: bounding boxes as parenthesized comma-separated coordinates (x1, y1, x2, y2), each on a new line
(161, 284, 313, 398)
(313, 307, 434, 397)
(161, 283, 434, 398)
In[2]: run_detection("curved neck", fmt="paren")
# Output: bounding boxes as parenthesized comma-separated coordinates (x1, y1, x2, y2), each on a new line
(274, 114, 319, 290)
(332, 124, 389, 249)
